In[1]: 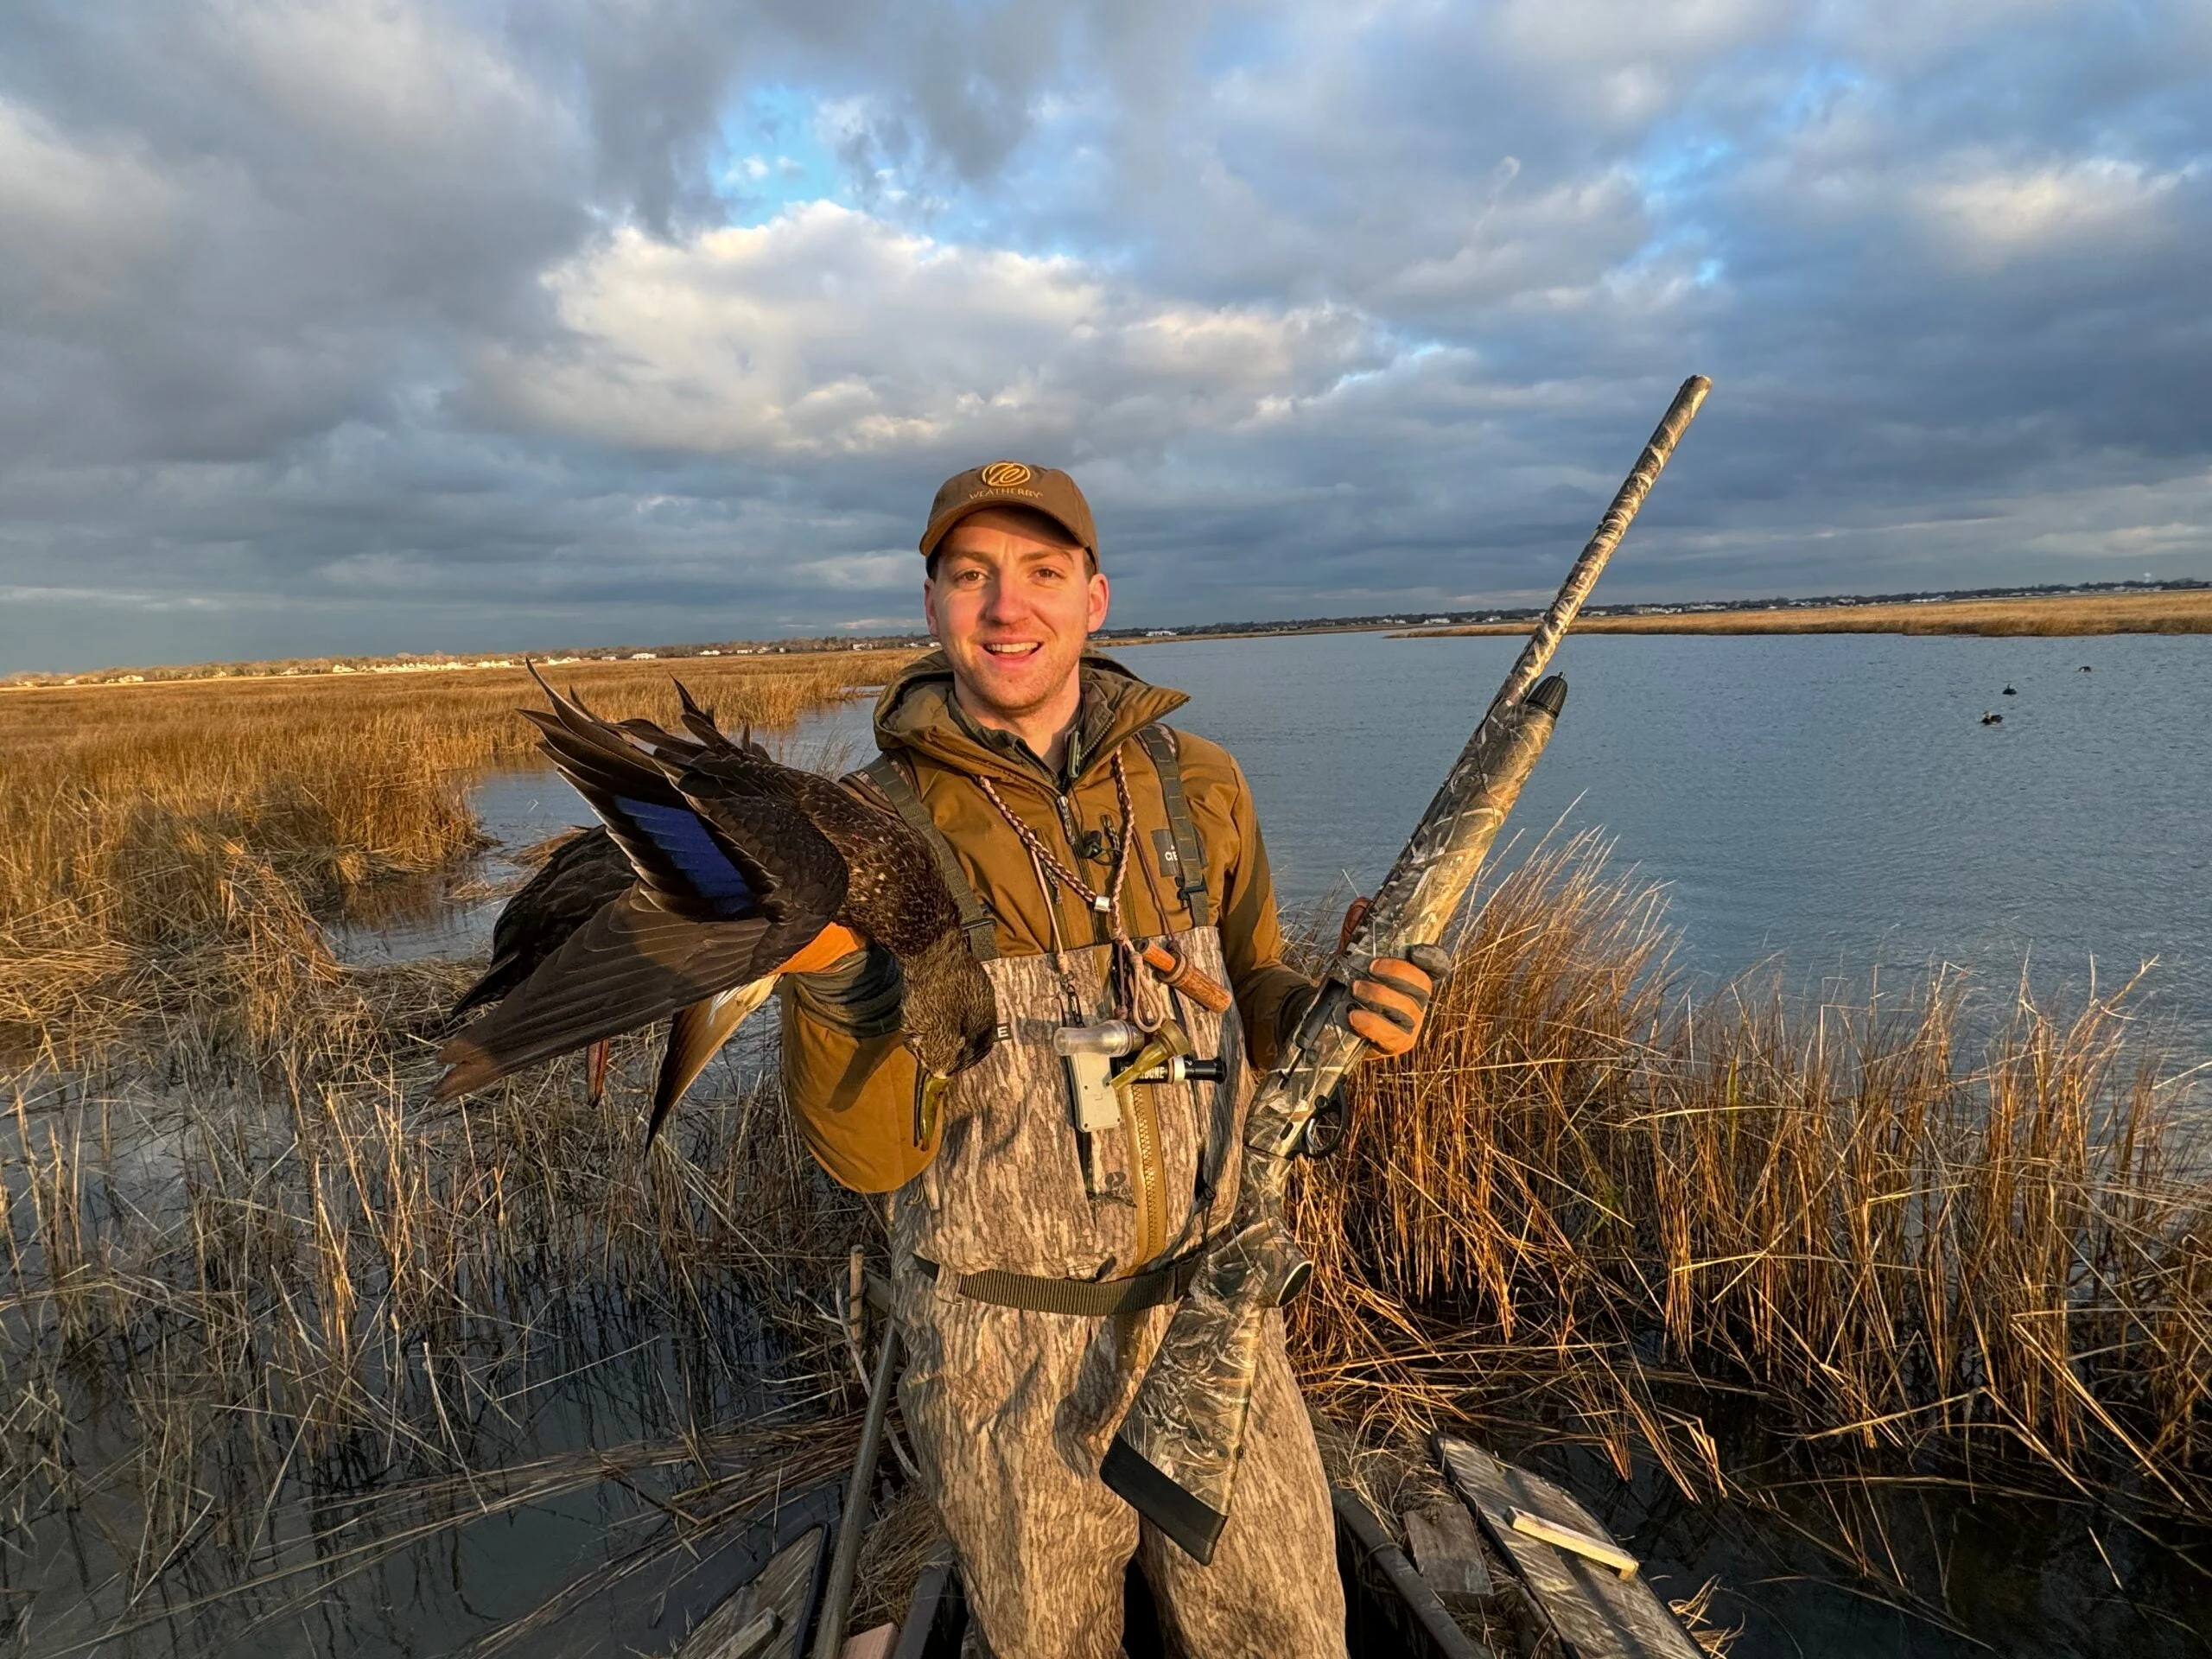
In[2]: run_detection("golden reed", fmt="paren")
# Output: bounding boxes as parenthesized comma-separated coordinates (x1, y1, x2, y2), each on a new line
(1290, 834, 2210, 1529)
(0, 652, 912, 1062)
(0, 661, 2203, 1640)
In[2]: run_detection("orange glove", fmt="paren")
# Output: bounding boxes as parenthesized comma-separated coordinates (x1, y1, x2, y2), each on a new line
(776, 922, 869, 976)
(1336, 897, 1435, 1058)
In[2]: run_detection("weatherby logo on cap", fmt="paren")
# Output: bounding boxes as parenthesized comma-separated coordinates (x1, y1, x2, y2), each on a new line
(979, 461, 1033, 488)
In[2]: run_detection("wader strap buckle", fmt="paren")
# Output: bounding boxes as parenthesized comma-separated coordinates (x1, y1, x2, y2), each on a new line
(1135, 725, 1211, 928)
(912, 1253, 1202, 1315)
(861, 753, 1001, 962)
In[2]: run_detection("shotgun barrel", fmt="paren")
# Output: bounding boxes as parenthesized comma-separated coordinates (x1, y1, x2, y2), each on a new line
(1101, 374, 1712, 1563)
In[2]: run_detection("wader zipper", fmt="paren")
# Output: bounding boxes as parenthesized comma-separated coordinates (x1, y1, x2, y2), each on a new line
(1125, 1060, 1167, 1266)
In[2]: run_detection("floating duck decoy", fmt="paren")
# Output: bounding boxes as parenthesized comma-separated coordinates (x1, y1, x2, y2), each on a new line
(1980, 710, 2004, 725)
(2001, 684, 2017, 696)
(434, 672, 999, 1142)
(448, 825, 632, 1105)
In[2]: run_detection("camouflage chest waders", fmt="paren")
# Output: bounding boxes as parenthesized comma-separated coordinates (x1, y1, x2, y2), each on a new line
(889, 925, 1344, 1659)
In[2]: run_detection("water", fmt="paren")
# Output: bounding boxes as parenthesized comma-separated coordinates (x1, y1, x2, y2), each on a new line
(293, 632, 2212, 1656)
(1122, 630, 2212, 1055)
(462, 632, 2211, 1052)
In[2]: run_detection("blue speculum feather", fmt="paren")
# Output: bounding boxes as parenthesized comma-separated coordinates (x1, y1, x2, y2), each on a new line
(616, 797, 757, 916)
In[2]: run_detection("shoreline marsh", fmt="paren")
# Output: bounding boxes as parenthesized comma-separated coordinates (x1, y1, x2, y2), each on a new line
(1402, 588, 2212, 639)
(0, 652, 2206, 1651)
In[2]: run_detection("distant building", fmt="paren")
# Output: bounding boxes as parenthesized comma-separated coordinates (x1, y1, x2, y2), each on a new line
(630, 652, 658, 660)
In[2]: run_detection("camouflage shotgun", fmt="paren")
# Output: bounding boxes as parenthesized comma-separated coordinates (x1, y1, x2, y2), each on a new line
(1101, 374, 1713, 1563)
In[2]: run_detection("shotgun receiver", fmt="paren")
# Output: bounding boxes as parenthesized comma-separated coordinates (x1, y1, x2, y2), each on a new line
(1101, 375, 1713, 1562)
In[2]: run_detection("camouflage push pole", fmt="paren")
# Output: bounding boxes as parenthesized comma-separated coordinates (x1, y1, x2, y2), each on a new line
(1101, 375, 1713, 1563)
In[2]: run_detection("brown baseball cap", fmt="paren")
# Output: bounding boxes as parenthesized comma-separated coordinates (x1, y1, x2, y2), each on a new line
(919, 461, 1098, 565)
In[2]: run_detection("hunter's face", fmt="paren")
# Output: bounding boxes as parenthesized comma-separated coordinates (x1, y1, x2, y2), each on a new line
(925, 510, 1109, 728)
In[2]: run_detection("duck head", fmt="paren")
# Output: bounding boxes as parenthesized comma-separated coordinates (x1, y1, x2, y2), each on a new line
(899, 931, 1001, 1132)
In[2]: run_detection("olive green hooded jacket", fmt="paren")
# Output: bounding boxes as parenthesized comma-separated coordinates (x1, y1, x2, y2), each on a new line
(779, 651, 1311, 1192)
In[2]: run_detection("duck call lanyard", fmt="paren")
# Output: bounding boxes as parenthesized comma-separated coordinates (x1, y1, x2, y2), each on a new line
(975, 752, 1160, 1032)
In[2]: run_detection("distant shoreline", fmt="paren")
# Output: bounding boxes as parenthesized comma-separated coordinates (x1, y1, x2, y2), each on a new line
(9, 583, 2206, 689)
(1397, 588, 2212, 639)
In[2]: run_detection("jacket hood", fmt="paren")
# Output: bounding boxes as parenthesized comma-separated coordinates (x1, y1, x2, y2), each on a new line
(874, 650, 1188, 788)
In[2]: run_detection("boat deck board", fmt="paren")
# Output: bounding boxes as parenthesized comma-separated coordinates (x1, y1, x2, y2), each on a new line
(678, 1525, 828, 1659)
(1437, 1436, 1701, 1659)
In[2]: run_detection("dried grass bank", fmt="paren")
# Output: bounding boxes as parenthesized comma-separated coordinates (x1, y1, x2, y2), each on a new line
(0, 671, 2205, 1646)
(0, 652, 912, 1065)
(1291, 837, 2212, 1531)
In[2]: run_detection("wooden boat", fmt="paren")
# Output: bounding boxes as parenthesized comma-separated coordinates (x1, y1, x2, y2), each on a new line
(677, 1433, 1705, 1659)
(673, 1482, 840, 1659)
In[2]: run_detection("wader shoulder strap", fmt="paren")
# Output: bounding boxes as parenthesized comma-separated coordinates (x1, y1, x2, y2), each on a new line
(1135, 724, 1211, 928)
(860, 753, 1000, 962)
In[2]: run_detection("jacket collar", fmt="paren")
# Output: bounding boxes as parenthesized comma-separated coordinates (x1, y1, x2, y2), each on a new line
(874, 650, 1188, 790)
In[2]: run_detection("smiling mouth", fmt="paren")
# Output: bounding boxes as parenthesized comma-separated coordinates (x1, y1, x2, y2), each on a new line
(982, 643, 1041, 658)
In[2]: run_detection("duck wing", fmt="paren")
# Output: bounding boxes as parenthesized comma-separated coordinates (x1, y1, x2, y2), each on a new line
(523, 674, 844, 927)
(430, 887, 825, 1101)
(448, 828, 632, 1023)
(435, 674, 856, 1101)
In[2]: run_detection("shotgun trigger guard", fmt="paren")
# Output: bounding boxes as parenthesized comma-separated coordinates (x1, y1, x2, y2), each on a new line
(1292, 1084, 1348, 1159)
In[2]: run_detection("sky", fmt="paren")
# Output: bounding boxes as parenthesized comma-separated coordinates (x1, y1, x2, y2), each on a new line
(3, 1, 2209, 671)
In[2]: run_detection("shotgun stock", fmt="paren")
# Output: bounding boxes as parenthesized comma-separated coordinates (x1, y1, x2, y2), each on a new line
(1101, 374, 1712, 1562)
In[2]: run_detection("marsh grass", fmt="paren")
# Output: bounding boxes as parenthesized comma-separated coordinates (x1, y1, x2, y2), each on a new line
(0, 652, 911, 1064)
(1290, 836, 2212, 1537)
(0, 664, 2207, 1649)
(1, 956, 874, 1649)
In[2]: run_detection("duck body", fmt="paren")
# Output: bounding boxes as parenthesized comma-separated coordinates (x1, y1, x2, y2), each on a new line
(433, 676, 997, 1127)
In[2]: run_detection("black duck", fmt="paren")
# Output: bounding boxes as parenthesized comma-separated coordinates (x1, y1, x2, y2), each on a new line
(433, 674, 998, 1139)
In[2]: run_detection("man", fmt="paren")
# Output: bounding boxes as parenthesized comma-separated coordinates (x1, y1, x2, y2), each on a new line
(777, 461, 1433, 1657)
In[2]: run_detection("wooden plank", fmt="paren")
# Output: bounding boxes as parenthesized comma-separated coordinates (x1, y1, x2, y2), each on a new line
(681, 1526, 829, 1659)
(1436, 1437, 1702, 1659)
(1509, 1510, 1639, 1580)
(1401, 1500, 1494, 1606)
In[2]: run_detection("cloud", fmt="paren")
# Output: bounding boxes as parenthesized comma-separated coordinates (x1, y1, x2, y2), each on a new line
(466, 203, 1382, 460)
(1915, 156, 2189, 268)
(0, 0, 2209, 671)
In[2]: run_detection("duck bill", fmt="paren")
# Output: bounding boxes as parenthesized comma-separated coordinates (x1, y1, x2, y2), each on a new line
(917, 1071, 953, 1148)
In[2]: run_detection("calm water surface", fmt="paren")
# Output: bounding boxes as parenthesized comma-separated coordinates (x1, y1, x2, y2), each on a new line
(1134, 630, 2212, 1046)
(765, 631, 2212, 1054)
(270, 631, 2212, 1656)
